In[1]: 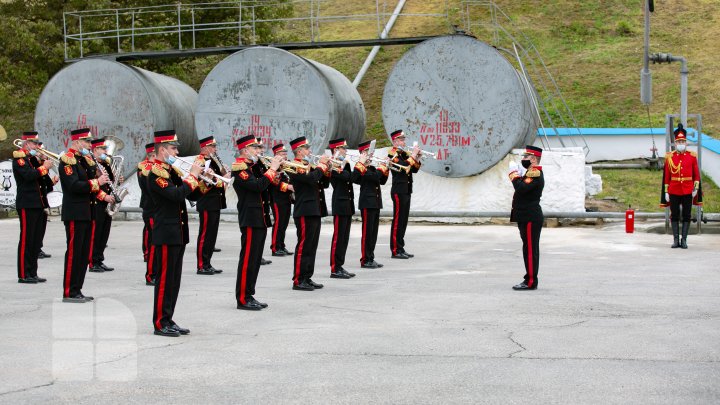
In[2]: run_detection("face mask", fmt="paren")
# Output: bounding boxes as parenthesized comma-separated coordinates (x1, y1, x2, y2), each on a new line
(676, 144, 686, 152)
(521, 160, 532, 169)
(165, 155, 176, 165)
(250, 155, 258, 163)
(81, 148, 90, 156)
(29, 149, 37, 156)
(100, 153, 107, 160)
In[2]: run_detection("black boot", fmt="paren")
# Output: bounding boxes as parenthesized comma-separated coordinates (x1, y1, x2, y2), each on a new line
(680, 221, 690, 249)
(670, 222, 680, 248)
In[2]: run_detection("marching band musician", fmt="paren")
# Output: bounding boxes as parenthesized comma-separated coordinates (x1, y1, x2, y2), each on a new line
(387, 130, 421, 259)
(147, 130, 201, 337)
(32, 141, 57, 260)
(59, 128, 113, 302)
(660, 124, 702, 249)
(286, 136, 331, 291)
(328, 138, 356, 279)
(353, 140, 389, 269)
(13, 131, 53, 284)
(253, 138, 273, 266)
(270, 143, 295, 257)
(138, 142, 156, 285)
(88, 138, 115, 273)
(195, 136, 227, 275)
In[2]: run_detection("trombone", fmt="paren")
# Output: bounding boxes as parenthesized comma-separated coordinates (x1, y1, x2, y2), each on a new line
(174, 156, 232, 186)
(13, 139, 61, 164)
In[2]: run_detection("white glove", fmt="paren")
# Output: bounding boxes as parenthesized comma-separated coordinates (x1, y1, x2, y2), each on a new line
(519, 166, 527, 177)
(665, 193, 670, 202)
(692, 188, 698, 198)
(508, 161, 519, 174)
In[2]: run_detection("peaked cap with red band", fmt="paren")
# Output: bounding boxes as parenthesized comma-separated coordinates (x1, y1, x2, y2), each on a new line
(91, 138, 107, 148)
(145, 143, 155, 154)
(154, 129, 180, 146)
(358, 140, 372, 152)
(71, 128, 93, 141)
(390, 130, 405, 140)
(329, 138, 347, 149)
(522, 145, 543, 157)
(21, 131, 40, 142)
(272, 143, 287, 154)
(290, 136, 309, 151)
(236, 135, 258, 150)
(199, 136, 217, 148)
(673, 124, 687, 141)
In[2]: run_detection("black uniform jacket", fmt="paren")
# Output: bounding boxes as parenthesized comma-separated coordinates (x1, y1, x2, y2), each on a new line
(12, 149, 49, 209)
(232, 158, 279, 228)
(147, 160, 199, 245)
(137, 160, 154, 215)
(388, 147, 421, 195)
(330, 162, 355, 216)
(352, 162, 389, 210)
(29, 155, 54, 207)
(270, 171, 294, 206)
(59, 149, 103, 221)
(196, 155, 227, 211)
(287, 159, 330, 218)
(97, 157, 115, 202)
(510, 166, 545, 223)
(318, 171, 330, 217)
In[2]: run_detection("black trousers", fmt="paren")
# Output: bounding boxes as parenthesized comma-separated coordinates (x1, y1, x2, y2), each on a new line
(153, 244, 185, 330)
(38, 209, 48, 253)
(518, 220, 542, 288)
(17, 208, 44, 279)
(293, 216, 321, 285)
(330, 215, 352, 273)
(90, 202, 112, 267)
(145, 217, 155, 283)
(196, 209, 220, 269)
(390, 193, 411, 255)
(669, 194, 693, 222)
(142, 213, 152, 263)
(236, 226, 267, 305)
(63, 220, 92, 298)
(271, 202, 291, 252)
(360, 208, 380, 264)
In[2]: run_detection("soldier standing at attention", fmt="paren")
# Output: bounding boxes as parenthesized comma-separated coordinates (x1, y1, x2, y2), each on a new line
(328, 138, 356, 279)
(353, 140, 389, 269)
(147, 130, 201, 337)
(88, 138, 115, 273)
(13, 131, 53, 283)
(59, 128, 112, 302)
(138, 143, 156, 285)
(270, 143, 294, 257)
(195, 136, 228, 275)
(30, 141, 57, 261)
(508, 145, 544, 291)
(387, 130, 422, 259)
(660, 124, 702, 249)
(254, 138, 274, 266)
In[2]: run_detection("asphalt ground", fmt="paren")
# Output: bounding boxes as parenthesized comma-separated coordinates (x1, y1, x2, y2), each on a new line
(0, 217, 718, 404)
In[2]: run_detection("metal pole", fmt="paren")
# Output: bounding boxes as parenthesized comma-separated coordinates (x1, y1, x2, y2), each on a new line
(116, 10, 121, 53)
(696, 114, 703, 233)
(131, 11, 135, 52)
(191, 8, 196, 49)
(252, 6, 256, 45)
(310, 0, 314, 42)
(177, 3, 182, 50)
(63, 13, 68, 60)
(680, 57, 688, 127)
(353, 0, 407, 87)
(79, 16, 83, 58)
(238, 1, 242, 45)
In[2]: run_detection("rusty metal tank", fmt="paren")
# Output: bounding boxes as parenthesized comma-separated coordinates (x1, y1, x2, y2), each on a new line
(195, 47, 366, 162)
(34, 59, 199, 177)
(382, 35, 538, 177)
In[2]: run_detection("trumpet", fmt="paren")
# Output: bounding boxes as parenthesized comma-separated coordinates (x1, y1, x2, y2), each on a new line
(174, 156, 232, 186)
(369, 156, 411, 174)
(403, 143, 436, 159)
(258, 154, 305, 174)
(13, 139, 61, 165)
(308, 153, 343, 171)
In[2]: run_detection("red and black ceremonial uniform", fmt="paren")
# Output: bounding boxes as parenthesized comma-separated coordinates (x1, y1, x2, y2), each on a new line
(287, 157, 331, 286)
(231, 157, 279, 305)
(329, 160, 355, 275)
(270, 170, 294, 254)
(195, 154, 227, 272)
(147, 159, 199, 331)
(29, 154, 55, 261)
(388, 146, 421, 256)
(89, 155, 114, 269)
(138, 158, 156, 283)
(352, 160, 389, 266)
(12, 146, 50, 282)
(252, 159, 274, 228)
(58, 148, 106, 299)
(509, 162, 544, 289)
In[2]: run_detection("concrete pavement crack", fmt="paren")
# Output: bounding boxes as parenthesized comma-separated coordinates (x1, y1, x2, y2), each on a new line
(507, 332, 527, 358)
(0, 304, 43, 318)
(0, 381, 55, 397)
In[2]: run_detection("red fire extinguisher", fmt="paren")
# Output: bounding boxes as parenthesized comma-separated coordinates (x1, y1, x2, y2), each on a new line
(625, 205, 635, 233)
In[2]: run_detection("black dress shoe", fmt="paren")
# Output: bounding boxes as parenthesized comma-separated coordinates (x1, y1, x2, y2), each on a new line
(196, 268, 215, 275)
(361, 260, 379, 269)
(282, 248, 294, 255)
(391, 253, 410, 259)
(271, 250, 286, 257)
(213, 247, 222, 252)
(330, 271, 352, 279)
(154, 326, 180, 337)
(337, 267, 355, 277)
(38, 250, 51, 259)
(207, 266, 223, 274)
(146, 280, 155, 286)
(31, 276, 47, 283)
(18, 277, 38, 284)
(62, 295, 87, 303)
(512, 283, 537, 291)
(260, 258, 272, 265)
(78, 293, 94, 301)
(306, 279, 324, 289)
(170, 323, 190, 335)
(248, 296, 268, 308)
(292, 281, 315, 291)
(99, 263, 114, 271)
(88, 265, 104, 273)
(237, 301, 263, 310)
(401, 250, 414, 258)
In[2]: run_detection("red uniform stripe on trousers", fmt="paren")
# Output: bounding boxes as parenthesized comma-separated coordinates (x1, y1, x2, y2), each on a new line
(154, 245, 168, 330)
(360, 209, 367, 264)
(391, 194, 400, 255)
(239, 227, 253, 305)
(294, 217, 305, 285)
(271, 203, 280, 252)
(330, 216, 339, 273)
(143, 224, 149, 259)
(88, 220, 96, 266)
(526, 222, 535, 287)
(64, 221, 75, 298)
(197, 210, 208, 269)
(146, 218, 155, 281)
(20, 209, 27, 279)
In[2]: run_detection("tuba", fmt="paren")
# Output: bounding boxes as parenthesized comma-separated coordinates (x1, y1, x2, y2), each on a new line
(103, 139, 129, 216)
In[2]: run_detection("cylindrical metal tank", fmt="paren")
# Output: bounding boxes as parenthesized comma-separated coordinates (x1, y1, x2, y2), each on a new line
(382, 35, 538, 177)
(195, 47, 366, 162)
(35, 59, 199, 177)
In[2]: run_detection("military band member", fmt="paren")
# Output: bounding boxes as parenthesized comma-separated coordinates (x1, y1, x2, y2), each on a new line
(388, 130, 421, 259)
(31, 141, 57, 260)
(508, 145, 544, 291)
(138, 142, 156, 285)
(328, 138, 356, 279)
(13, 131, 53, 283)
(195, 136, 228, 275)
(253, 138, 273, 266)
(231, 135, 284, 309)
(148, 130, 201, 336)
(88, 138, 115, 273)
(286, 136, 331, 291)
(270, 143, 295, 257)
(353, 140, 389, 269)
(59, 128, 112, 302)
(660, 124, 702, 249)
